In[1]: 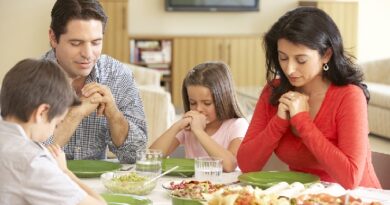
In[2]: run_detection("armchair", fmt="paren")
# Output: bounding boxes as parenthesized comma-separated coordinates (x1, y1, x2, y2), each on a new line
(360, 58, 390, 139)
(125, 63, 176, 146)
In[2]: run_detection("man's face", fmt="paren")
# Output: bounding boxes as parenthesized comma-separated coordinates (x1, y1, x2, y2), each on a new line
(50, 19, 103, 80)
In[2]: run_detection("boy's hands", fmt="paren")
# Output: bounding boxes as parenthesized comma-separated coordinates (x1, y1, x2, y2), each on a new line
(46, 144, 68, 172)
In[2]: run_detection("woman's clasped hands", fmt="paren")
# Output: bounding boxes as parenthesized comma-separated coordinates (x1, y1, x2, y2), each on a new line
(278, 91, 310, 120)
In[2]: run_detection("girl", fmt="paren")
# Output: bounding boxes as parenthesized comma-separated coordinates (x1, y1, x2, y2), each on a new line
(150, 61, 248, 172)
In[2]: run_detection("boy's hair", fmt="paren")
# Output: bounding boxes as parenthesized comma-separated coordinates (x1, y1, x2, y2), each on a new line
(182, 61, 244, 120)
(1, 59, 80, 122)
(50, 0, 108, 42)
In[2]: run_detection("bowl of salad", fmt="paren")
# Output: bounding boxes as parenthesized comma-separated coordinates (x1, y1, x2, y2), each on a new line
(101, 171, 157, 195)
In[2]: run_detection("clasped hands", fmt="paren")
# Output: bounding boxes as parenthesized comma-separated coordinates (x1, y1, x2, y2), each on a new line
(177, 110, 209, 132)
(75, 82, 117, 118)
(277, 91, 309, 120)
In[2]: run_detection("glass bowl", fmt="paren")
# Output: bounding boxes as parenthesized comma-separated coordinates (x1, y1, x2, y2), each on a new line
(101, 171, 157, 195)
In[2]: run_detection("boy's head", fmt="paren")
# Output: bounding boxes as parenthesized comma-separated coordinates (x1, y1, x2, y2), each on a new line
(1, 59, 80, 139)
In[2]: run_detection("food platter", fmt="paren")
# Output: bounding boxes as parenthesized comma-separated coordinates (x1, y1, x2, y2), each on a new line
(238, 171, 320, 189)
(67, 160, 122, 178)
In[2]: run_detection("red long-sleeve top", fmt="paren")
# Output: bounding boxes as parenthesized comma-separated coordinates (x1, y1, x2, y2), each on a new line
(237, 83, 381, 189)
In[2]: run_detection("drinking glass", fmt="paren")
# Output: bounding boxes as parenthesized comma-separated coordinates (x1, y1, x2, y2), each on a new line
(194, 156, 223, 182)
(135, 149, 163, 177)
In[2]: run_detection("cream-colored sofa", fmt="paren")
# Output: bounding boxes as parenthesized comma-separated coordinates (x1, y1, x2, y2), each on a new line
(125, 63, 176, 146)
(360, 58, 390, 139)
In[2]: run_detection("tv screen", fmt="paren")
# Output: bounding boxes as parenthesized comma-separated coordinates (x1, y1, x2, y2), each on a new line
(165, 0, 259, 12)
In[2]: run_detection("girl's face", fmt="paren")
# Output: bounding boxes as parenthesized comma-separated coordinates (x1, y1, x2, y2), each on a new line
(187, 85, 218, 124)
(277, 38, 331, 88)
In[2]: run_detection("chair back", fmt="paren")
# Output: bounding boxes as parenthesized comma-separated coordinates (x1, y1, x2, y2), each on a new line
(371, 151, 390, 189)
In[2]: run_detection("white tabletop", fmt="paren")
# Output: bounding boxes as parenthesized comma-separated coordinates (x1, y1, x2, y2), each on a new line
(81, 171, 390, 205)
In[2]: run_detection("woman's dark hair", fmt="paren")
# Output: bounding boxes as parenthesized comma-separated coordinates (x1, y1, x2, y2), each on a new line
(50, 0, 108, 42)
(182, 61, 244, 121)
(263, 7, 369, 105)
(1, 59, 80, 122)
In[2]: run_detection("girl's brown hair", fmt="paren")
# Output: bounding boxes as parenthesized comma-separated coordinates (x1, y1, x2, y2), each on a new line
(182, 61, 244, 120)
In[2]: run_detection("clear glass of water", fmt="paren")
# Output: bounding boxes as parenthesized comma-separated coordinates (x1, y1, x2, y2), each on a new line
(194, 156, 223, 182)
(135, 149, 163, 177)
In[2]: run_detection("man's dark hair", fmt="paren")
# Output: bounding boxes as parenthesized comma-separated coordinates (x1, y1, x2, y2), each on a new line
(50, 0, 108, 42)
(1, 59, 80, 122)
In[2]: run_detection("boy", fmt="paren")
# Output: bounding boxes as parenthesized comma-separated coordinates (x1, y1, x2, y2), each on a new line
(0, 59, 106, 205)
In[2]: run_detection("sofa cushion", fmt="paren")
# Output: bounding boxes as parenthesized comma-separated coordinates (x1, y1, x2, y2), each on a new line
(366, 82, 390, 109)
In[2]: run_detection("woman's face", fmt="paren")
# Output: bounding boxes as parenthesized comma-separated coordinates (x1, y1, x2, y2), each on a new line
(277, 38, 331, 88)
(187, 85, 218, 124)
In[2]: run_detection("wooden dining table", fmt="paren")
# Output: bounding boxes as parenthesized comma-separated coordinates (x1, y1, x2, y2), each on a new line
(81, 168, 390, 205)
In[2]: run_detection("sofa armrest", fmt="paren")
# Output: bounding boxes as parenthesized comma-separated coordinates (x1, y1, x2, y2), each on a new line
(360, 59, 390, 85)
(366, 82, 390, 109)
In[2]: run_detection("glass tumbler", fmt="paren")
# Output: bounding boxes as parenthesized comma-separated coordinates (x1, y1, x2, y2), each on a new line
(135, 149, 163, 177)
(194, 156, 223, 182)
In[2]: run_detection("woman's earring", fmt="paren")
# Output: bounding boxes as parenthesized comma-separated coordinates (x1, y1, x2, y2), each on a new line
(323, 63, 329, 71)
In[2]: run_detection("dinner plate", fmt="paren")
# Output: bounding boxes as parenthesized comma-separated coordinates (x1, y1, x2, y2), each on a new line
(162, 158, 194, 177)
(101, 193, 152, 205)
(67, 160, 122, 178)
(238, 171, 320, 189)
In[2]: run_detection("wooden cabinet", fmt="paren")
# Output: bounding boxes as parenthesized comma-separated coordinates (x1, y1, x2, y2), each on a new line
(100, 0, 129, 63)
(172, 36, 265, 108)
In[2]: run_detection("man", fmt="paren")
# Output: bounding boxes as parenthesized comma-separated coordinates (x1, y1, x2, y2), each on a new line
(44, 0, 147, 163)
(0, 58, 106, 205)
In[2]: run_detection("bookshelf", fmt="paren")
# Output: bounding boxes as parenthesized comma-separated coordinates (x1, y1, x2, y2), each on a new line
(129, 37, 173, 93)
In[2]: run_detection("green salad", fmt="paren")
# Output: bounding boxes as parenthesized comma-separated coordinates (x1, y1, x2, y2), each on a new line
(102, 172, 157, 195)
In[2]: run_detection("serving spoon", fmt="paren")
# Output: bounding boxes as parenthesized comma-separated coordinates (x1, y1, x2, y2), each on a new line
(144, 166, 179, 186)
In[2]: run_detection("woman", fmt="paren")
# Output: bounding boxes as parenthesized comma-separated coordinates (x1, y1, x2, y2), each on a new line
(237, 7, 381, 189)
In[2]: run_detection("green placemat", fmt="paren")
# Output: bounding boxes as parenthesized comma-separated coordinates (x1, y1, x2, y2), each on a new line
(67, 160, 121, 178)
(162, 158, 194, 177)
(238, 171, 320, 189)
(101, 193, 152, 205)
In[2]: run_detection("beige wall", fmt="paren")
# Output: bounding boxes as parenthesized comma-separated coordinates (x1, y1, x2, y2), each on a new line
(128, 0, 297, 35)
(358, 0, 390, 62)
(0, 0, 54, 82)
(1, 0, 390, 82)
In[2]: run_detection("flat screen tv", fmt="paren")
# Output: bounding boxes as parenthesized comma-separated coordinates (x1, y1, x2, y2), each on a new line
(165, 0, 259, 12)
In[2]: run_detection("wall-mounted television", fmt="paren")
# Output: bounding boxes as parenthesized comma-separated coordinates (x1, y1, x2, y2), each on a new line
(165, 0, 259, 12)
